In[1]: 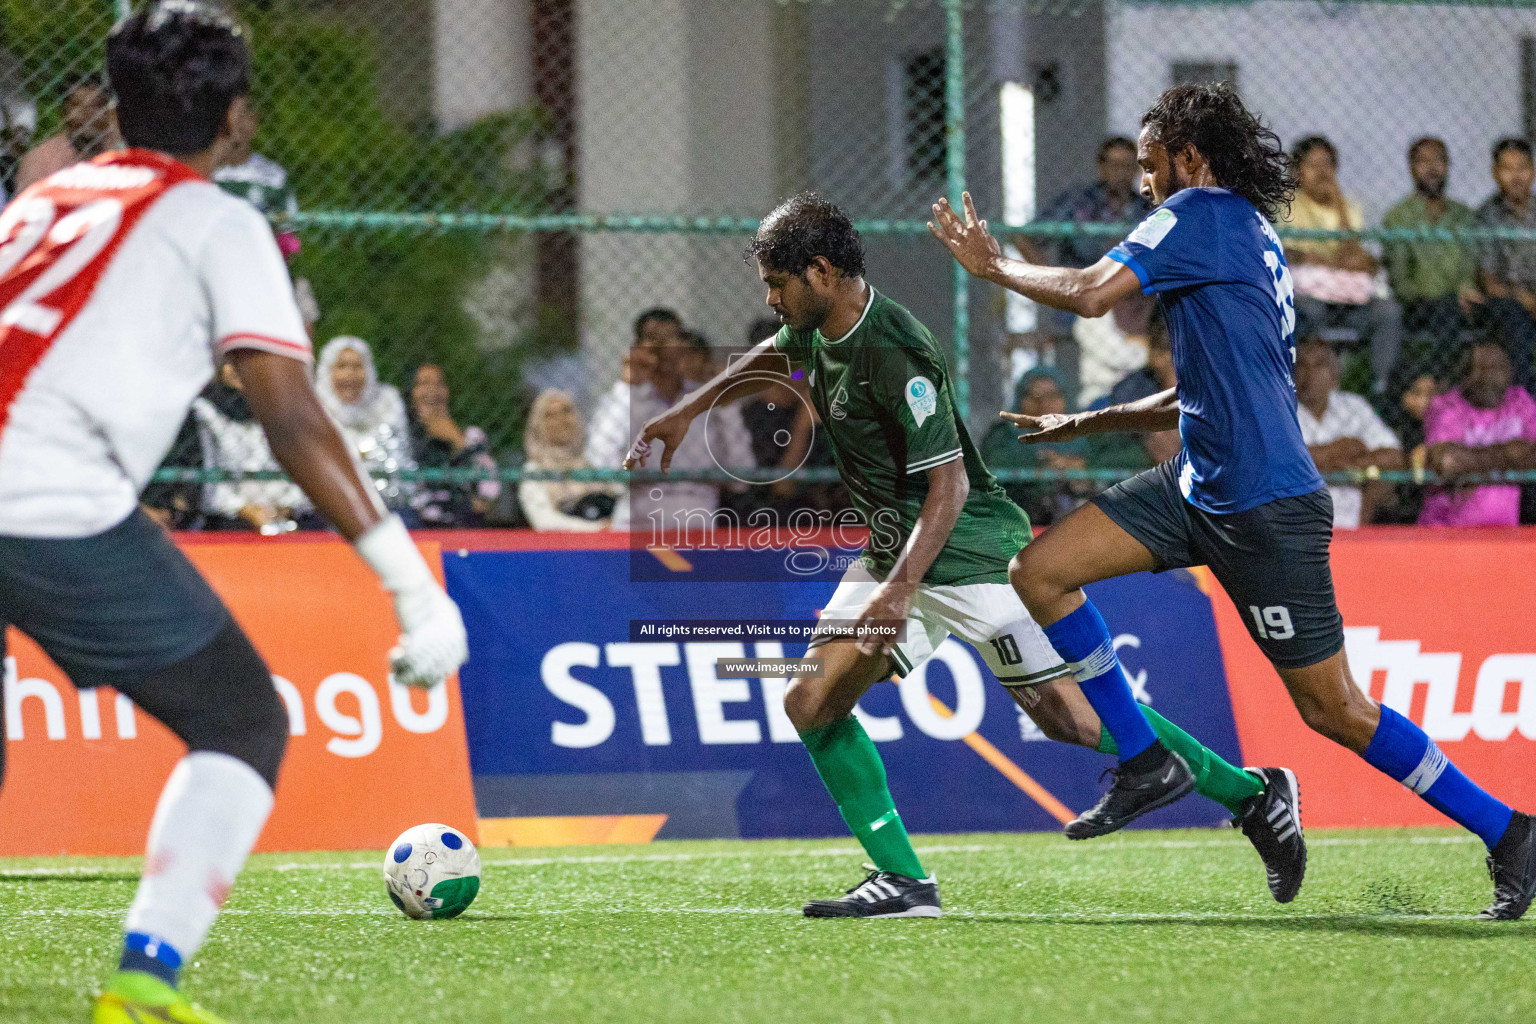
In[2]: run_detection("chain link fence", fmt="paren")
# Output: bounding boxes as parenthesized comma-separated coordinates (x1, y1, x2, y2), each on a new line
(5, 0, 1536, 529)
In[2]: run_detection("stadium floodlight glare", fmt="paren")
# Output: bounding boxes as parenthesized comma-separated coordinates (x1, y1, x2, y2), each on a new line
(1000, 81, 1037, 335)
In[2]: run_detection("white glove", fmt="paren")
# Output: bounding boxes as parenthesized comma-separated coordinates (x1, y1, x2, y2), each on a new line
(354, 516, 469, 688)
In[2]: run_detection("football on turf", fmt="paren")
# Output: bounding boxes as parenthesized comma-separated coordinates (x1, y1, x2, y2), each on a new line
(383, 823, 481, 920)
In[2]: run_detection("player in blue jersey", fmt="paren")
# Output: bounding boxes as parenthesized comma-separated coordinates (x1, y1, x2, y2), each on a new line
(931, 83, 1534, 920)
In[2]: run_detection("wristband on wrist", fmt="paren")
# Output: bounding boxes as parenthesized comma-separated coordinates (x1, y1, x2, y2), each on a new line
(353, 515, 435, 594)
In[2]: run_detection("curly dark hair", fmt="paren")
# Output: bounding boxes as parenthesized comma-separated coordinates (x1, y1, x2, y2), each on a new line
(744, 192, 866, 278)
(108, 1, 250, 155)
(1141, 83, 1295, 221)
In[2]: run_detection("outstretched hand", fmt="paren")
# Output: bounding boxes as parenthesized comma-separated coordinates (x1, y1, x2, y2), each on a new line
(928, 192, 1004, 279)
(1001, 409, 1091, 445)
(623, 407, 695, 472)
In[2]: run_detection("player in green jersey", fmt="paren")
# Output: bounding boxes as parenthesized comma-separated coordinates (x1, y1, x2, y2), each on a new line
(626, 193, 1299, 917)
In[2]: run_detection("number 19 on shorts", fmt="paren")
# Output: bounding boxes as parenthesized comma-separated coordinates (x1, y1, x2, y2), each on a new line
(1248, 605, 1295, 641)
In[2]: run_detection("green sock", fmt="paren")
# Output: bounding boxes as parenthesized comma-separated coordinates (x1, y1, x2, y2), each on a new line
(1096, 707, 1264, 817)
(800, 717, 926, 879)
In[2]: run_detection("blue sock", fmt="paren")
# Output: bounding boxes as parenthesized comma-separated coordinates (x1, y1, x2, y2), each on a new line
(1042, 600, 1157, 761)
(1362, 705, 1514, 850)
(119, 932, 182, 988)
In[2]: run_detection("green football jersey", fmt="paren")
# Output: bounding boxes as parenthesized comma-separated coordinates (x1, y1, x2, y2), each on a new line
(774, 288, 1032, 586)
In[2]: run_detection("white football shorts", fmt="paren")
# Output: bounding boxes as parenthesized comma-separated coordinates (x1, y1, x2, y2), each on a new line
(808, 560, 1071, 688)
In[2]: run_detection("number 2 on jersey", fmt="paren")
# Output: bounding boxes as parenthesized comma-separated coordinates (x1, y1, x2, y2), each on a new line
(0, 197, 126, 337)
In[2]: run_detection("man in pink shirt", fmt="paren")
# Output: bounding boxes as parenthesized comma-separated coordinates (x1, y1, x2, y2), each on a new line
(1420, 342, 1536, 525)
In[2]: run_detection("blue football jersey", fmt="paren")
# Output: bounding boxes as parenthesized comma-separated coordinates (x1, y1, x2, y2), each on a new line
(1108, 187, 1324, 513)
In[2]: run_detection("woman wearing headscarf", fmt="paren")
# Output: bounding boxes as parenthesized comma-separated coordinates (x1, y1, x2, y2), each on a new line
(519, 389, 623, 531)
(315, 336, 418, 519)
(191, 361, 313, 532)
(981, 366, 1091, 526)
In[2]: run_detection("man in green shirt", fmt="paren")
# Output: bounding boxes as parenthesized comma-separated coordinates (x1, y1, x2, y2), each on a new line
(626, 193, 1299, 918)
(1382, 136, 1481, 357)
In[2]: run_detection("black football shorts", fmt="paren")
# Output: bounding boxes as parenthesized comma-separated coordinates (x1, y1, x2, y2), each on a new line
(0, 508, 230, 688)
(1091, 459, 1345, 669)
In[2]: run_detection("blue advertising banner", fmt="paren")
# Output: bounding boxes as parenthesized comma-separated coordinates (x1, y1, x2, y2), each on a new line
(445, 544, 1242, 840)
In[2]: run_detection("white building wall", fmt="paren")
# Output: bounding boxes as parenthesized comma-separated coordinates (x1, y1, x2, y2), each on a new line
(1107, 1, 1536, 223)
(434, 0, 534, 131)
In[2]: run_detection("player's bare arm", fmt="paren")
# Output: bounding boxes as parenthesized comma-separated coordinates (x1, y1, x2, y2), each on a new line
(854, 458, 969, 658)
(1004, 386, 1181, 445)
(928, 192, 1143, 319)
(233, 349, 384, 541)
(623, 337, 785, 471)
(234, 349, 466, 688)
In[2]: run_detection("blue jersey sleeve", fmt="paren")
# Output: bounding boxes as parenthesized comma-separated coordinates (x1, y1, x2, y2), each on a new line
(1107, 190, 1219, 295)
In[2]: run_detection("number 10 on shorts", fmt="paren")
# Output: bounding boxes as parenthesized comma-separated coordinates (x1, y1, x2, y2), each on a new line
(1248, 605, 1295, 641)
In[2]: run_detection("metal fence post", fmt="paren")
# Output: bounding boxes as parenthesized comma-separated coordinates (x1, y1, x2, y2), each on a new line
(944, 0, 969, 421)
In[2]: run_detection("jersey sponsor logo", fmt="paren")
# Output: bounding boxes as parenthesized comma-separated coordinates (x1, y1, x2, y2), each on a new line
(1127, 207, 1177, 249)
(830, 383, 849, 421)
(905, 376, 937, 427)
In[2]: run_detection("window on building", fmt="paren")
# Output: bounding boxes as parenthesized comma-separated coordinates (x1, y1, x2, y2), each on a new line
(901, 48, 947, 183)
(1522, 37, 1536, 142)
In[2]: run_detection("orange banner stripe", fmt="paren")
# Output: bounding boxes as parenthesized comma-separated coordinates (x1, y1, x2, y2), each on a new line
(928, 695, 1077, 825)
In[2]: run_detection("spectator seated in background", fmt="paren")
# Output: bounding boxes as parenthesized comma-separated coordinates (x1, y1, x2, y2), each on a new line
(519, 389, 623, 531)
(626, 322, 755, 528)
(140, 413, 204, 531)
(1419, 341, 1536, 527)
(1088, 308, 1181, 470)
(1383, 136, 1483, 356)
(1024, 137, 1156, 396)
(981, 368, 1089, 527)
(1293, 339, 1404, 528)
(315, 336, 418, 523)
(1473, 137, 1536, 388)
(191, 361, 314, 533)
(1284, 135, 1403, 394)
(15, 73, 118, 191)
(1034, 136, 1157, 401)
(732, 318, 844, 515)
(407, 363, 500, 528)
(679, 328, 722, 386)
(1379, 363, 1442, 524)
(0, 46, 37, 201)
(586, 307, 676, 471)
(212, 97, 317, 339)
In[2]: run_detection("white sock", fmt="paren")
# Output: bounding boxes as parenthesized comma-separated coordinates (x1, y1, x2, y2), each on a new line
(124, 752, 274, 960)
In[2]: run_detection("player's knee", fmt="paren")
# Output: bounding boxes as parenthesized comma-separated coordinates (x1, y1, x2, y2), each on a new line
(1009, 547, 1062, 617)
(201, 629, 288, 787)
(783, 677, 824, 734)
(784, 674, 855, 734)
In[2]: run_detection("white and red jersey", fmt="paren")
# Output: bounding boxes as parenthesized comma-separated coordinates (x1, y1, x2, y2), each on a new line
(0, 149, 311, 538)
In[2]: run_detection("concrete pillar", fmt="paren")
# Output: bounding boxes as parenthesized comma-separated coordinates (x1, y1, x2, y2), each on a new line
(434, 0, 534, 131)
(576, 0, 779, 387)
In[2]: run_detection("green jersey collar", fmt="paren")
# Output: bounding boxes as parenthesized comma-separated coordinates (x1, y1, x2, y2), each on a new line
(818, 284, 875, 345)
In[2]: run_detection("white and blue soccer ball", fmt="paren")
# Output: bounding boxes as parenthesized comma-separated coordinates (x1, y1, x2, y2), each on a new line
(383, 823, 481, 920)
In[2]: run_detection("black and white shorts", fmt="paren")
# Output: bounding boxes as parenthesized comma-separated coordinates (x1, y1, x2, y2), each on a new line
(0, 508, 231, 689)
(1092, 459, 1345, 669)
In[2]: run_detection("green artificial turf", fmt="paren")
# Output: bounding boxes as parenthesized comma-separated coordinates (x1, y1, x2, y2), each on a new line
(2, 828, 1530, 1023)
